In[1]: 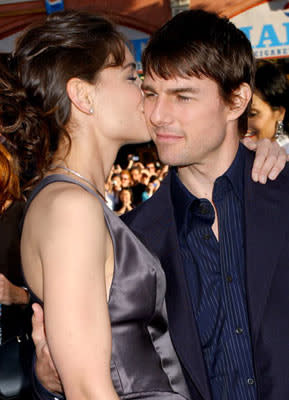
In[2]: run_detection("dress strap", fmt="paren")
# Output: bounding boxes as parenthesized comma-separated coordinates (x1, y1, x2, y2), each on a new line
(21, 174, 105, 230)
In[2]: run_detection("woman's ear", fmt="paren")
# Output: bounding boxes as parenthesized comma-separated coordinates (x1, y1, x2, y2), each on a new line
(227, 83, 252, 121)
(274, 105, 286, 121)
(66, 78, 93, 115)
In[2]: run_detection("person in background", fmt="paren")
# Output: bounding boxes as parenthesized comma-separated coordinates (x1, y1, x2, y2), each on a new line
(120, 169, 132, 188)
(141, 185, 153, 202)
(247, 61, 289, 153)
(0, 137, 31, 399)
(146, 161, 156, 176)
(106, 173, 122, 211)
(116, 188, 134, 215)
(130, 165, 146, 206)
(141, 170, 150, 186)
(158, 164, 169, 181)
(141, 178, 157, 202)
(149, 175, 161, 193)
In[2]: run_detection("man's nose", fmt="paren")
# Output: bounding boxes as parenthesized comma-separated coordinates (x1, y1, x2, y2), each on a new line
(148, 97, 173, 127)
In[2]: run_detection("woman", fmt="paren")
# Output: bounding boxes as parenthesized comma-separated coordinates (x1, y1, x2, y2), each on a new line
(0, 138, 32, 399)
(116, 188, 134, 215)
(0, 140, 29, 340)
(0, 11, 191, 400)
(247, 61, 289, 153)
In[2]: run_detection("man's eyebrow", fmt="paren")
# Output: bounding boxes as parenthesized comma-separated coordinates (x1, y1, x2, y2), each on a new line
(166, 87, 200, 95)
(141, 83, 155, 92)
(122, 62, 136, 70)
(141, 84, 200, 95)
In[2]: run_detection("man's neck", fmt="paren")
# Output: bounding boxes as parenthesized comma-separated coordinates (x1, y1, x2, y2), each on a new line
(177, 141, 240, 202)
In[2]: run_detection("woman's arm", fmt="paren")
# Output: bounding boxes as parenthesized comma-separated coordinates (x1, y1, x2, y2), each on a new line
(36, 188, 119, 400)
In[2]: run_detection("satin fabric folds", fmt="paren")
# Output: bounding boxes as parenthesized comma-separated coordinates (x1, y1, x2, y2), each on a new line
(23, 175, 191, 400)
(103, 184, 190, 400)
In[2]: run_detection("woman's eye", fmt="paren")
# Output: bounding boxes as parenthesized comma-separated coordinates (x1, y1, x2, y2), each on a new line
(248, 110, 258, 117)
(128, 76, 137, 82)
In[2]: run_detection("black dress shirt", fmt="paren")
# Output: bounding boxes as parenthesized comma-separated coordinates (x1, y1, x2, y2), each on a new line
(171, 144, 257, 400)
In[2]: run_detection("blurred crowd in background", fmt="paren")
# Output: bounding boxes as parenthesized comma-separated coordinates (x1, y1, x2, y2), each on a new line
(105, 155, 169, 215)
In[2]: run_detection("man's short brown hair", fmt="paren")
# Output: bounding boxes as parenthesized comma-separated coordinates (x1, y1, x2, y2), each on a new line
(142, 9, 255, 135)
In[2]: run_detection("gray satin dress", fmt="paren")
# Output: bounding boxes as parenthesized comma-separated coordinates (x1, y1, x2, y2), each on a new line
(24, 175, 191, 400)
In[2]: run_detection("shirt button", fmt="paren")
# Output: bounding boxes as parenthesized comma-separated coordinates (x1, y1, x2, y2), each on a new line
(199, 205, 208, 215)
(235, 327, 244, 335)
(203, 233, 211, 240)
(226, 275, 233, 283)
(247, 378, 255, 385)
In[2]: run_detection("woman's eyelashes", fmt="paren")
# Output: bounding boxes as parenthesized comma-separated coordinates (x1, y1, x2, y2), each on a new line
(128, 74, 138, 82)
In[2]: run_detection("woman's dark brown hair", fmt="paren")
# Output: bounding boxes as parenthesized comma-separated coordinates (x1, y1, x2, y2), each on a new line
(0, 10, 126, 189)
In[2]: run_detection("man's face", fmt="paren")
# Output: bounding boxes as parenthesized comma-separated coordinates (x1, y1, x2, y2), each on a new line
(142, 73, 233, 168)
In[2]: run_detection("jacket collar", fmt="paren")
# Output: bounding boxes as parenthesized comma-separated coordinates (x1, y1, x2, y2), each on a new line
(244, 149, 289, 344)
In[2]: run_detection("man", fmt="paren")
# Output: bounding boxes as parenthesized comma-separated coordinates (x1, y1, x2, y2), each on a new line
(129, 166, 146, 206)
(31, 9, 289, 400)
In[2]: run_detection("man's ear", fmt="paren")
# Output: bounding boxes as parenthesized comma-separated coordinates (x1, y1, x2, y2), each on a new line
(227, 83, 252, 121)
(66, 77, 93, 115)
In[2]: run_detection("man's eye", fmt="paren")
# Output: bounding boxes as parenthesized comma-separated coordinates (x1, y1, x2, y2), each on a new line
(178, 95, 192, 102)
(143, 92, 155, 98)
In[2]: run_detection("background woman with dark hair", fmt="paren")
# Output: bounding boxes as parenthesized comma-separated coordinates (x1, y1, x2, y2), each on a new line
(247, 61, 289, 153)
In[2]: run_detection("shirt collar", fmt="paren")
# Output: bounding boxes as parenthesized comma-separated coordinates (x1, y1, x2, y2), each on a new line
(222, 143, 245, 203)
(171, 143, 245, 232)
(171, 168, 198, 234)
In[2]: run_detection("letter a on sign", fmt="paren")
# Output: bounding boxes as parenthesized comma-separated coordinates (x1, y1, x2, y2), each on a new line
(256, 24, 282, 48)
(45, 0, 64, 14)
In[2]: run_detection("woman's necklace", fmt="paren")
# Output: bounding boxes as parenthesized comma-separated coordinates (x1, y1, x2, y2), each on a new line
(49, 165, 106, 202)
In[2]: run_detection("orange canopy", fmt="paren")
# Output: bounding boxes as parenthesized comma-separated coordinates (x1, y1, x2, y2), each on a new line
(0, 0, 264, 39)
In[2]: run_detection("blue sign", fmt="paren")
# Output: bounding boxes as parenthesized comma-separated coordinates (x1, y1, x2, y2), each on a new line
(45, 0, 64, 15)
(239, 22, 289, 58)
(231, 0, 289, 59)
(131, 38, 149, 71)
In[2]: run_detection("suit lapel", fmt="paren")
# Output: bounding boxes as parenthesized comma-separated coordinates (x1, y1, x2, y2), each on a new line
(244, 153, 289, 345)
(124, 173, 211, 400)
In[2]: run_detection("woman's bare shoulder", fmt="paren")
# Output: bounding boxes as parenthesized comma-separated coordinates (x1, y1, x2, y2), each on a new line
(24, 182, 106, 244)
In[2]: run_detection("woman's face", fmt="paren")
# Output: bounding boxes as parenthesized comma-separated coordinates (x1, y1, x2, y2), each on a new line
(93, 47, 150, 145)
(247, 92, 284, 141)
(120, 172, 131, 188)
(120, 189, 131, 204)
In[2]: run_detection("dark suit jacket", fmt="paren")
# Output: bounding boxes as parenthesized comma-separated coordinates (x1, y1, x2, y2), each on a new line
(122, 149, 289, 400)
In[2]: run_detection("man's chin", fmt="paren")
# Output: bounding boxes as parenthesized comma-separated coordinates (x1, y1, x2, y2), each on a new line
(158, 154, 188, 168)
